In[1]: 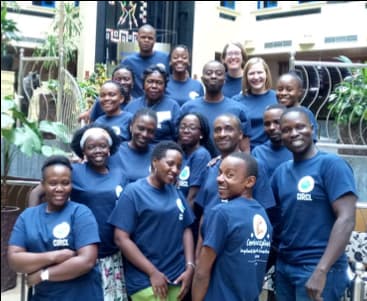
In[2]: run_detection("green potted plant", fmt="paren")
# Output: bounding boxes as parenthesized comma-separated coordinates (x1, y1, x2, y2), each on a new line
(328, 56, 367, 154)
(1, 2, 20, 70)
(1, 96, 71, 292)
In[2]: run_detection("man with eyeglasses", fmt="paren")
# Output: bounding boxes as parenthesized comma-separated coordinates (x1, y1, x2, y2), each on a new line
(180, 60, 251, 155)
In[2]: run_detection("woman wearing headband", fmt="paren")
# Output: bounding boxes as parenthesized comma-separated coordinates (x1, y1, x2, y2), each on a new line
(28, 123, 129, 301)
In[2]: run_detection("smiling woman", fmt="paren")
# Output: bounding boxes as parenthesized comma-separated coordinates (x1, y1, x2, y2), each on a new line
(108, 141, 195, 301)
(8, 155, 103, 301)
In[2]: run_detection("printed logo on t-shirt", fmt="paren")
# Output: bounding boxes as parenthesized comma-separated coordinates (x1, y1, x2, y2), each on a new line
(189, 91, 199, 100)
(178, 166, 190, 188)
(176, 198, 185, 221)
(253, 214, 267, 240)
(111, 126, 121, 136)
(115, 185, 123, 198)
(297, 176, 314, 201)
(239, 214, 271, 259)
(52, 222, 70, 247)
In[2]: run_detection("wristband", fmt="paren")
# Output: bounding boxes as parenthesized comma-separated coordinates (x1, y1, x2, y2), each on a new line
(186, 262, 196, 269)
(40, 269, 49, 281)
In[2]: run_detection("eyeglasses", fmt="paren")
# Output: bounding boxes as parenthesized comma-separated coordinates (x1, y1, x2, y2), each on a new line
(179, 125, 201, 132)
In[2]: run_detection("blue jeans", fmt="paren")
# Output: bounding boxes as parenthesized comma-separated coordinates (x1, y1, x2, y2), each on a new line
(275, 259, 349, 301)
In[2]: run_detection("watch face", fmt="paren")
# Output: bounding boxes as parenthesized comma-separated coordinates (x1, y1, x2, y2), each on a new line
(41, 269, 49, 281)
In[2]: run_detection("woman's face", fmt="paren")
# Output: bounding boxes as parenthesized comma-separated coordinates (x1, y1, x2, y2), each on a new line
(178, 114, 202, 149)
(223, 44, 243, 72)
(144, 71, 166, 101)
(83, 136, 110, 167)
(42, 164, 72, 212)
(276, 75, 303, 107)
(246, 62, 267, 94)
(152, 149, 182, 186)
(112, 68, 134, 96)
(130, 115, 157, 150)
(99, 82, 124, 116)
(170, 46, 190, 74)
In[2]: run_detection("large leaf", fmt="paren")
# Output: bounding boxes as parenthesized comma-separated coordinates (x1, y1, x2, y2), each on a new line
(12, 125, 42, 156)
(39, 120, 71, 143)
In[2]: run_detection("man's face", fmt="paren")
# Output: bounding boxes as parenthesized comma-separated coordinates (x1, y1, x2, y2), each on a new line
(137, 28, 155, 54)
(201, 62, 225, 94)
(217, 156, 248, 200)
(280, 111, 313, 156)
(213, 115, 242, 156)
(263, 108, 284, 144)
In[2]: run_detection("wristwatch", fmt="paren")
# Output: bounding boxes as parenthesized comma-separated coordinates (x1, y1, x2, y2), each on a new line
(40, 269, 49, 281)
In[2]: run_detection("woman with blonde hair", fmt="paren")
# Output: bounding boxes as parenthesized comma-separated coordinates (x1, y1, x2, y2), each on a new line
(233, 57, 277, 150)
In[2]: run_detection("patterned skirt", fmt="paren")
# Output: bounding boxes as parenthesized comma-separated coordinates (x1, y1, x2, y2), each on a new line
(98, 252, 128, 301)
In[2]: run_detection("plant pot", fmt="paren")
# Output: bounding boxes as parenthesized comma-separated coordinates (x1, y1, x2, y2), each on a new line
(1, 205, 20, 292)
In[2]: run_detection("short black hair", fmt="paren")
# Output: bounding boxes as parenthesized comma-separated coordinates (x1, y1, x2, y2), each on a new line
(228, 152, 258, 178)
(265, 103, 287, 112)
(70, 123, 121, 159)
(151, 141, 184, 163)
(143, 64, 169, 86)
(41, 155, 72, 179)
(112, 64, 135, 85)
(131, 108, 158, 125)
(101, 80, 127, 99)
(280, 106, 311, 125)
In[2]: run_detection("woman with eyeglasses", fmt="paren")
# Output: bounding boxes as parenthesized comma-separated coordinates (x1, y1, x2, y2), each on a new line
(221, 42, 247, 98)
(124, 64, 180, 143)
(176, 112, 215, 208)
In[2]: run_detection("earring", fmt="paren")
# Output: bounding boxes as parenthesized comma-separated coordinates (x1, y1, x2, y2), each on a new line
(200, 136, 203, 139)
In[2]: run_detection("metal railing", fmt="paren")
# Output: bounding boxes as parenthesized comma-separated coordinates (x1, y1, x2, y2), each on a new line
(17, 48, 83, 136)
(289, 52, 367, 153)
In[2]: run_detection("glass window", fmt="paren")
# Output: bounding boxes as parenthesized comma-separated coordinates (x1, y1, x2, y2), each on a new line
(220, 1, 236, 10)
(257, 1, 278, 9)
(32, 1, 55, 8)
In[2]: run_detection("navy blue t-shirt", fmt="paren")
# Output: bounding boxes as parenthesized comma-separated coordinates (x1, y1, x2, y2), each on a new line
(9, 201, 103, 300)
(125, 95, 180, 143)
(166, 76, 204, 106)
(202, 197, 272, 301)
(108, 178, 195, 295)
(121, 51, 170, 98)
(271, 152, 358, 267)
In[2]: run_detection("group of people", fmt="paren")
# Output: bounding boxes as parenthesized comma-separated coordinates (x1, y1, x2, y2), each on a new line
(8, 23, 358, 301)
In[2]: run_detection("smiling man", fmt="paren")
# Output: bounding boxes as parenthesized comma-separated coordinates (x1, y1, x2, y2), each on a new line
(271, 107, 357, 301)
(192, 152, 272, 301)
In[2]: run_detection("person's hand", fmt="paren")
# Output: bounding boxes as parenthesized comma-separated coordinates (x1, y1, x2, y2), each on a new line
(305, 268, 327, 301)
(149, 269, 170, 300)
(53, 249, 76, 264)
(78, 110, 90, 124)
(174, 266, 194, 300)
(27, 270, 42, 286)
